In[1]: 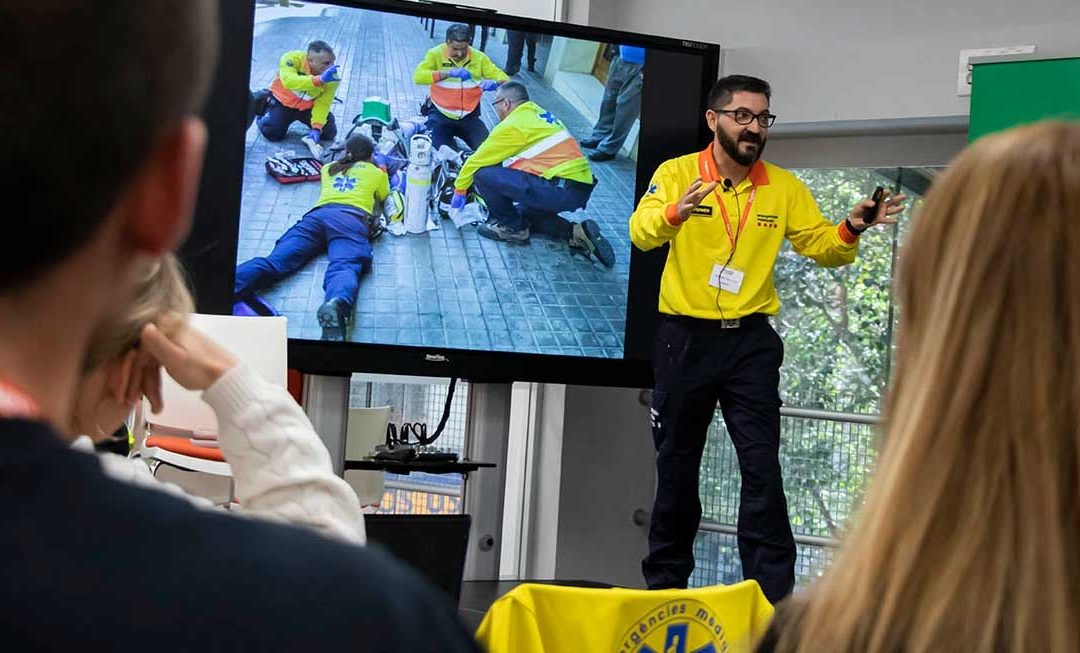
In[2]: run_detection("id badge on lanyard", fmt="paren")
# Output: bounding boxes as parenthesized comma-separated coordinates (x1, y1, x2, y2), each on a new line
(708, 185, 756, 295)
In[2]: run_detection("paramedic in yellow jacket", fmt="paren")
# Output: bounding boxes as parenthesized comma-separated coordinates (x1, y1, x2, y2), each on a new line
(452, 81, 615, 268)
(254, 40, 341, 144)
(631, 75, 906, 604)
(235, 135, 388, 341)
(413, 23, 508, 151)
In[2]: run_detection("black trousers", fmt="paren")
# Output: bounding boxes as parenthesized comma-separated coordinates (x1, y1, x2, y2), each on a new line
(642, 313, 796, 604)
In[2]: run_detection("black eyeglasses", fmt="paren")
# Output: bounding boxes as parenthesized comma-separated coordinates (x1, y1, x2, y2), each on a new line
(491, 98, 509, 108)
(711, 108, 777, 128)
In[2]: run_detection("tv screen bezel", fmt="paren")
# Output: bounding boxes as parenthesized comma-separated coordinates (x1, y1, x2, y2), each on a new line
(186, 0, 719, 387)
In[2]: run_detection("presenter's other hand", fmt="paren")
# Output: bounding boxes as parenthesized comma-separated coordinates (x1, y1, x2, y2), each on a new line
(848, 189, 907, 230)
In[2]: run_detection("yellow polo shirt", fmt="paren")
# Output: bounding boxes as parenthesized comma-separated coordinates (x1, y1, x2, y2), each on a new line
(313, 161, 389, 215)
(476, 581, 774, 653)
(630, 147, 861, 319)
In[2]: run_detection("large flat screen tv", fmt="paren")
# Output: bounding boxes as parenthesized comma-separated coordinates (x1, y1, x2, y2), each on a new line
(184, 0, 718, 386)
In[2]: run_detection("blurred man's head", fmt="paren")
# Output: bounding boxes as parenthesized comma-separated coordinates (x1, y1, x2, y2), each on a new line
(445, 24, 472, 62)
(306, 40, 335, 75)
(0, 0, 218, 419)
(493, 81, 528, 121)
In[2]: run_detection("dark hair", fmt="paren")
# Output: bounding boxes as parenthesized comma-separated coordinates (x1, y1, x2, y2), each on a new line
(327, 135, 376, 176)
(0, 0, 218, 293)
(445, 24, 472, 44)
(707, 74, 771, 110)
(499, 81, 529, 105)
(307, 40, 335, 58)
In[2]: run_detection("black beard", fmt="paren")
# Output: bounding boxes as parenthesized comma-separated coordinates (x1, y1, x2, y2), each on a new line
(717, 128, 765, 167)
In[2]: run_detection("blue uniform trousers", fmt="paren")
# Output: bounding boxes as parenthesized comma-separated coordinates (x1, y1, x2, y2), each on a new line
(257, 97, 338, 142)
(235, 204, 372, 310)
(472, 165, 593, 238)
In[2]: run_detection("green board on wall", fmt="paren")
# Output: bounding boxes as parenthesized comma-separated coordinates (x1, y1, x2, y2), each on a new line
(969, 56, 1080, 141)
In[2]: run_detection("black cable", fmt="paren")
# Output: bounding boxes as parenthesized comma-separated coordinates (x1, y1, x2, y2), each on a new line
(384, 377, 458, 448)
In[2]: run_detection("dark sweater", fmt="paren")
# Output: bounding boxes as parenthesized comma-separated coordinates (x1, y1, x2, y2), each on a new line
(0, 419, 480, 651)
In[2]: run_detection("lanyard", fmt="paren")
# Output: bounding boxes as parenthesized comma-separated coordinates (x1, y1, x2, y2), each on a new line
(714, 185, 757, 253)
(701, 150, 757, 252)
(0, 377, 40, 420)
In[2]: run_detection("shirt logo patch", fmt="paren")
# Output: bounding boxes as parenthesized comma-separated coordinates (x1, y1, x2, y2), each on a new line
(539, 111, 560, 125)
(333, 175, 357, 192)
(690, 205, 713, 216)
(647, 183, 658, 195)
(620, 600, 729, 653)
(756, 213, 779, 229)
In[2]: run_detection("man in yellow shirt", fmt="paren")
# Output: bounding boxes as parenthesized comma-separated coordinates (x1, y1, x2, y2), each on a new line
(235, 135, 389, 341)
(452, 81, 615, 267)
(413, 23, 508, 151)
(253, 40, 341, 144)
(630, 75, 906, 603)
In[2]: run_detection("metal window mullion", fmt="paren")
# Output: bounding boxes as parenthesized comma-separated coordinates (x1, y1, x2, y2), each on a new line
(780, 406, 879, 425)
(698, 519, 839, 549)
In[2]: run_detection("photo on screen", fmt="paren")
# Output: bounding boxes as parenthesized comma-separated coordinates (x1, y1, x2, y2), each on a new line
(233, 1, 643, 358)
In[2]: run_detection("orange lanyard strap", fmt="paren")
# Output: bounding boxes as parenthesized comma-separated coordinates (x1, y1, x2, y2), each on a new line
(0, 378, 40, 420)
(714, 186, 757, 252)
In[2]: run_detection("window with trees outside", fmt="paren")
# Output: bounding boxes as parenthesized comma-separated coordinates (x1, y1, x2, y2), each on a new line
(690, 166, 939, 587)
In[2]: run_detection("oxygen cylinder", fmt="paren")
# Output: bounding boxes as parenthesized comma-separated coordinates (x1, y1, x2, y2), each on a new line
(404, 134, 433, 234)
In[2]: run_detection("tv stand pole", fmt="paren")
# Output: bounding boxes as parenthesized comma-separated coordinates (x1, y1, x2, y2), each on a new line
(302, 374, 350, 476)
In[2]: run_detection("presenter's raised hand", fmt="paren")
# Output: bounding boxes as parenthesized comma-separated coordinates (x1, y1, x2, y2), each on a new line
(675, 177, 719, 222)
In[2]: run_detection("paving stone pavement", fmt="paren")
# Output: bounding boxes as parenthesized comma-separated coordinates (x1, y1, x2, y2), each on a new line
(238, 5, 636, 357)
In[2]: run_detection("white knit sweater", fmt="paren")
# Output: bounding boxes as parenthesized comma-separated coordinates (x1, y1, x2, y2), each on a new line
(71, 363, 365, 544)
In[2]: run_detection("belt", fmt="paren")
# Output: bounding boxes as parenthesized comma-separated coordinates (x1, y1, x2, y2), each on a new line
(661, 312, 769, 330)
(554, 177, 596, 191)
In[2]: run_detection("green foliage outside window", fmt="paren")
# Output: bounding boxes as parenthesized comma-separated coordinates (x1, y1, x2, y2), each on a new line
(692, 167, 934, 587)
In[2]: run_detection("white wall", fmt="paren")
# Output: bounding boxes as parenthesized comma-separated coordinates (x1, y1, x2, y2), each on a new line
(562, 0, 613, 27)
(451, 0, 560, 21)
(554, 385, 655, 587)
(511, 384, 655, 586)
(767, 132, 967, 168)
(605, 0, 1080, 124)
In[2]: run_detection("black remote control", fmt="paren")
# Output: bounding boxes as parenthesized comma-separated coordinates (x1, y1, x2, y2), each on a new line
(863, 186, 885, 225)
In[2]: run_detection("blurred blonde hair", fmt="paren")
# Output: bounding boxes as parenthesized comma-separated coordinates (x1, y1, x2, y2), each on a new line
(82, 254, 194, 372)
(775, 121, 1080, 653)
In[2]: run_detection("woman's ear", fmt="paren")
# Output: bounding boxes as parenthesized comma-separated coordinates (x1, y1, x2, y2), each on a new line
(106, 349, 140, 406)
